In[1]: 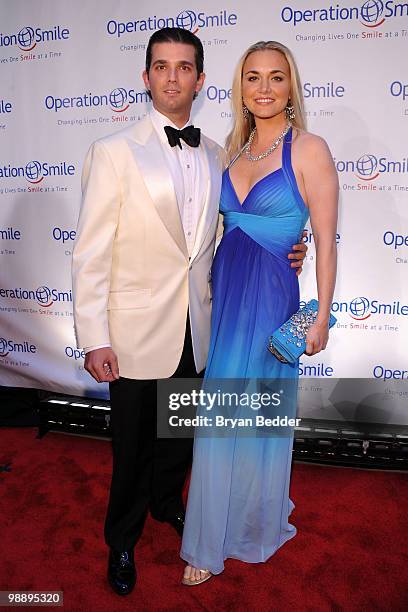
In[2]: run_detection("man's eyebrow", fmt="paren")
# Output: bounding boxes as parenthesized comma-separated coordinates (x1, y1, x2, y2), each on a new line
(152, 59, 194, 66)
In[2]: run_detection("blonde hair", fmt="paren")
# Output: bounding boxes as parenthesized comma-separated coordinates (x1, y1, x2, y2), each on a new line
(225, 41, 306, 162)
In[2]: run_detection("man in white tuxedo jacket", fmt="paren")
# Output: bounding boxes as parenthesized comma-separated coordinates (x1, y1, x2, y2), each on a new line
(72, 28, 306, 596)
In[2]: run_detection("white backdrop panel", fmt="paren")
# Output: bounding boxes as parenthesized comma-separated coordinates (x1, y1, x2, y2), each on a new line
(0, 0, 407, 422)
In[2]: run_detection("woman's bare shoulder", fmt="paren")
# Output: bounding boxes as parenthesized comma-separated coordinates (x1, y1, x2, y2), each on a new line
(292, 128, 332, 157)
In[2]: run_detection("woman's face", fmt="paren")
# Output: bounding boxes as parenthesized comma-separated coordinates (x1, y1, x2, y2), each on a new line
(242, 49, 291, 122)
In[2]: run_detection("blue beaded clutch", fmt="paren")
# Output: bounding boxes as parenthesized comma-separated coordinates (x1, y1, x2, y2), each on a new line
(268, 299, 337, 364)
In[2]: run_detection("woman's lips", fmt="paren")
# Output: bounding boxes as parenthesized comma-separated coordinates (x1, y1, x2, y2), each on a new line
(254, 97, 274, 104)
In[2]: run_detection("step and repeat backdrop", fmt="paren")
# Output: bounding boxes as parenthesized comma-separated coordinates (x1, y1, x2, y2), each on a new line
(0, 1, 407, 421)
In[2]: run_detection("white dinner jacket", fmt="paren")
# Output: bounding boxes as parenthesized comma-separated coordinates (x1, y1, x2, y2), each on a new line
(72, 115, 224, 379)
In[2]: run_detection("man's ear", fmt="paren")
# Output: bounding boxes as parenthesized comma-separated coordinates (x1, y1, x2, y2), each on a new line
(195, 72, 206, 95)
(142, 70, 150, 90)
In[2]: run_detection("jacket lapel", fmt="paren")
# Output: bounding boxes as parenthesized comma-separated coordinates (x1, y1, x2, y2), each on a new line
(126, 116, 188, 259)
(190, 136, 223, 263)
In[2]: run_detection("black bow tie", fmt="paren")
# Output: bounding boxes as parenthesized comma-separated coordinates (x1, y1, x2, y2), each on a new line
(164, 125, 201, 149)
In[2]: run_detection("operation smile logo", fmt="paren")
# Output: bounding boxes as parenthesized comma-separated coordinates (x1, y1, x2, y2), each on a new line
(0, 160, 75, 184)
(329, 296, 408, 320)
(0, 337, 37, 357)
(0, 285, 72, 308)
(301, 296, 408, 321)
(373, 363, 408, 380)
(0, 99, 12, 114)
(281, 0, 407, 28)
(0, 25, 70, 51)
(45, 88, 149, 113)
(333, 153, 408, 181)
(383, 230, 408, 250)
(390, 80, 408, 113)
(106, 8, 237, 38)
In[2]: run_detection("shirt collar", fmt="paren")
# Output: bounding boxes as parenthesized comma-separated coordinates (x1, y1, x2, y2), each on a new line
(149, 106, 191, 145)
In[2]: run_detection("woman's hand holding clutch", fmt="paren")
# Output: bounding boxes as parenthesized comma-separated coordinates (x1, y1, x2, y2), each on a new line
(305, 321, 329, 356)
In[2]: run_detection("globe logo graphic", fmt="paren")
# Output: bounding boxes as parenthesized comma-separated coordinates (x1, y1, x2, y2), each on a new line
(176, 10, 197, 31)
(17, 26, 35, 49)
(356, 154, 378, 177)
(25, 160, 43, 183)
(360, 0, 384, 24)
(350, 297, 370, 319)
(35, 286, 53, 306)
(109, 88, 128, 111)
(0, 338, 8, 357)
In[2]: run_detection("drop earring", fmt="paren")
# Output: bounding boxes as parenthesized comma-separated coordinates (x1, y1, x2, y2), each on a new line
(285, 99, 295, 122)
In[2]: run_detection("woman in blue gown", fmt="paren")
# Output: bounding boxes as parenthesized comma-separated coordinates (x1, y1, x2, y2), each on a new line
(181, 41, 338, 584)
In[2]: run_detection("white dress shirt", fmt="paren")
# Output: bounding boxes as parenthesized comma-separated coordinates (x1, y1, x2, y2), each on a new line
(149, 106, 207, 255)
(84, 107, 208, 354)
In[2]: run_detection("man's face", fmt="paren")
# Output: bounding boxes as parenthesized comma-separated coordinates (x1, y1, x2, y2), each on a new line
(143, 42, 205, 119)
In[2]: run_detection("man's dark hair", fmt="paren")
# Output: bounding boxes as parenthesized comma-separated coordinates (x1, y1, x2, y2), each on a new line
(145, 27, 204, 75)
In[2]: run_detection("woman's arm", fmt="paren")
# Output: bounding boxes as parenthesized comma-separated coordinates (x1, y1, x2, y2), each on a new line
(300, 134, 339, 355)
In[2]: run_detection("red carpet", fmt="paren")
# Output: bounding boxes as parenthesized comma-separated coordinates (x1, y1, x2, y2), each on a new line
(0, 427, 407, 611)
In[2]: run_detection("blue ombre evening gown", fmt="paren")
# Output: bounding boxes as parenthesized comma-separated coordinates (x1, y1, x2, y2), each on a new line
(180, 128, 309, 574)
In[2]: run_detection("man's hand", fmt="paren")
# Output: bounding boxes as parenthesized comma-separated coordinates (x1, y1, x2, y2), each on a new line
(288, 230, 308, 277)
(84, 347, 120, 383)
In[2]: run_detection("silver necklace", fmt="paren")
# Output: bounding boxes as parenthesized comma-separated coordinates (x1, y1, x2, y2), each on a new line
(244, 123, 291, 162)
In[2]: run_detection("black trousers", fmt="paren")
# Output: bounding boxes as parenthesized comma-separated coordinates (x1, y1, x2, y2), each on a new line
(104, 315, 202, 552)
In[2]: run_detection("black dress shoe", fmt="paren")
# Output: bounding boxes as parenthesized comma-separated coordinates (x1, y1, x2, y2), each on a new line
(108, 549, 136, 596)
(165, 511, 185, 537)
